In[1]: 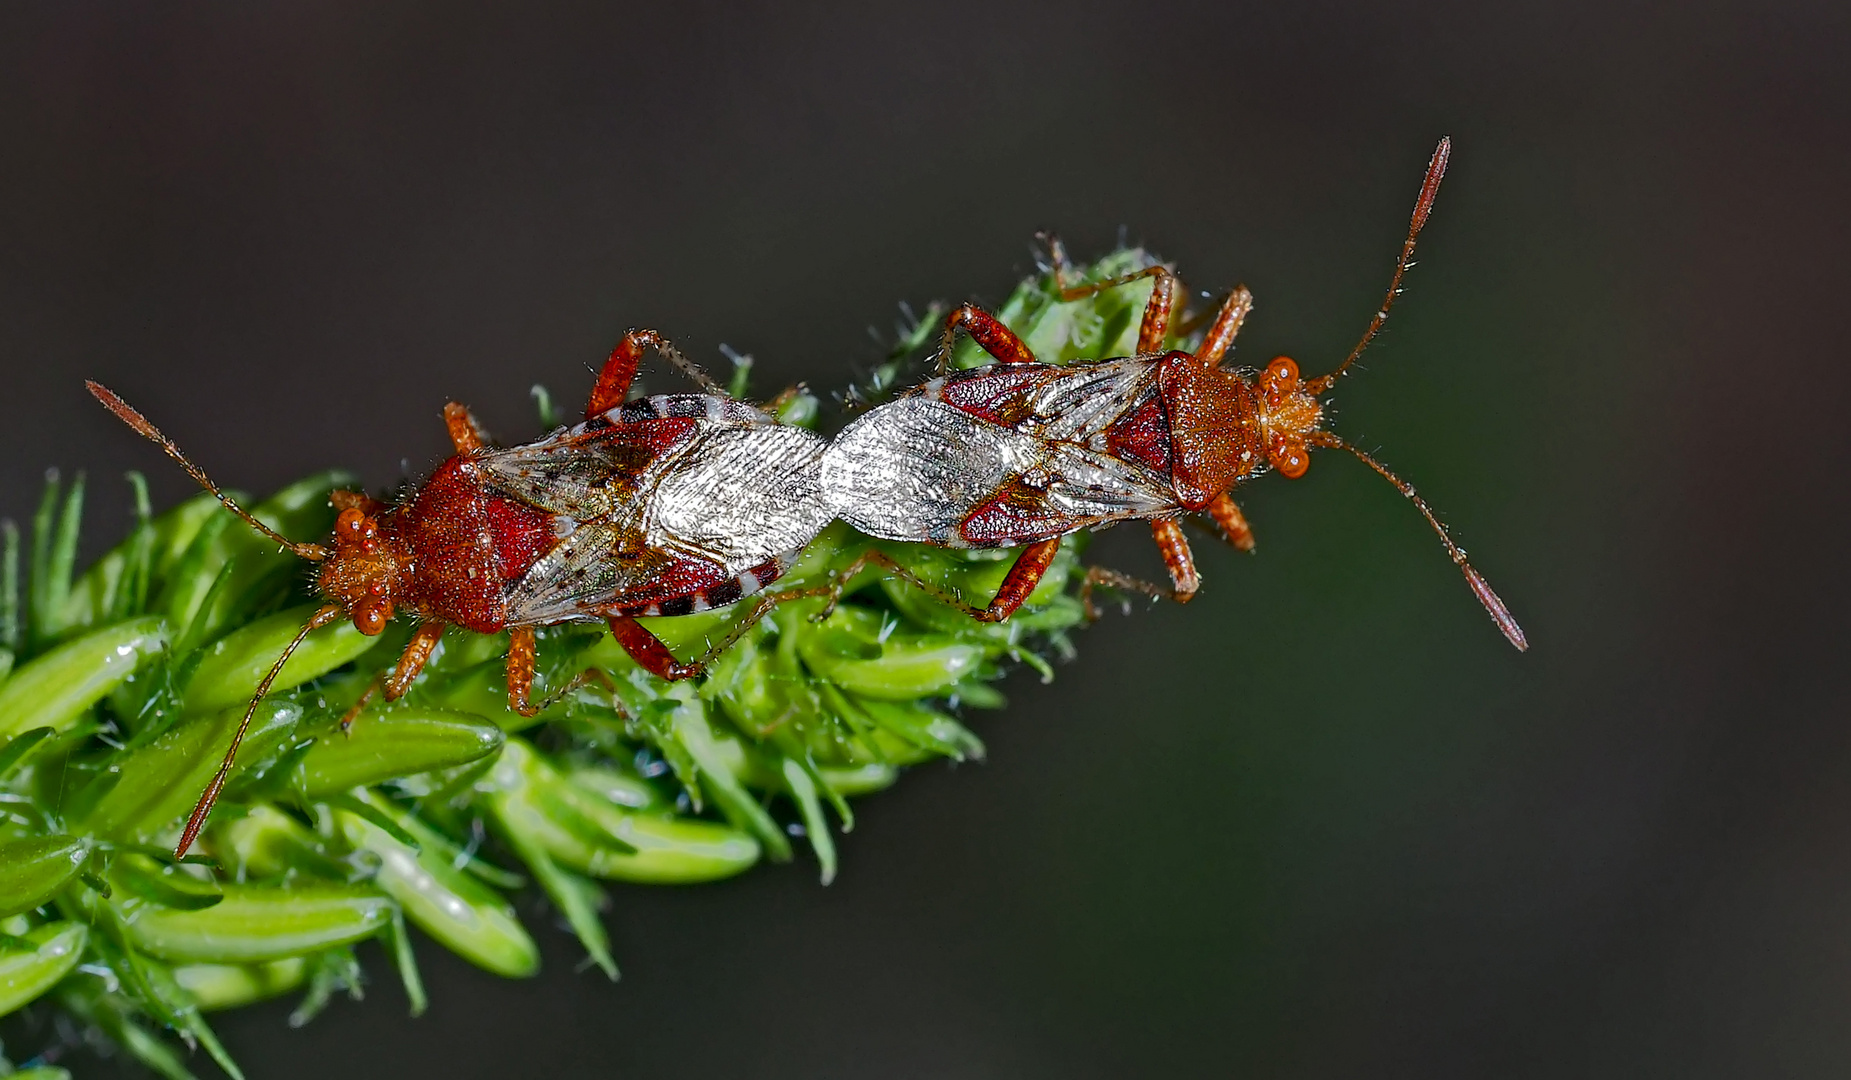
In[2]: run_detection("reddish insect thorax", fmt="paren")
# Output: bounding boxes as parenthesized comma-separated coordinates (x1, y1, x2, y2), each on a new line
(1155, 355, 1268, 507)
(317, 456, 555, 635)
(1149, 353, 1329, 507)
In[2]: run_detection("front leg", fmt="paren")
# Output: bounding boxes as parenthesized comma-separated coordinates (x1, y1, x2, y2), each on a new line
(339, 619, 447, 732)
(1190, 286, 1254, 369)
(444, 403, 487, 454)
(1078, 566, 1195, 621)
(1204, 492, 1257, 552)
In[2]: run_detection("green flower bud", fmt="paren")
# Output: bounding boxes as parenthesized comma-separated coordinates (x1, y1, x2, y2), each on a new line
(207, 803, 347, 882)
(797, 606, 985, 700)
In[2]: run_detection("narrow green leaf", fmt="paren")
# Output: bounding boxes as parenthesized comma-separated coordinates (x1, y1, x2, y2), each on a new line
(55, 983, 200, 1080)
(320, 792, 417, 850)
(0, 835, 92, 917)
(530, 383, 561, 429)
(25, 471, 59, 654)
(0, 922, 87, 1018)
(25, 470, 84, 650)
(335, 791, 538, 980)
(287, 947, 363, 1028)
(78, 699, 301, 843)
(857, 697, 985, 761)
(0, 615, 167, 739)
(487, 804, 614, 980)
(183, 603, 383, 717)
(492, 740, 760, 884)
(663, 690, 790, 861)
(0, 518, 19, 653)
(778, 756, 836, 886)
(382, 907, 427, 1017)
(0, 726, 53, 780)
(112, 881, 394, 964)
(171, 957, 309, 1011)
(109, 854, 225, 912)
(296, 708, 503, 797)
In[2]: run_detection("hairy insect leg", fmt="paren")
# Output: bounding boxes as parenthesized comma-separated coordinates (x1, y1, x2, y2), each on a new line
(600, 615, 714, 681)
(760, 383, 808, 418)
(601, 589, 824, 682)
(1148, 519, 1201, 601)
(936, 303, 1042, 375)
(1055, 263, 1183, 355)
(1205, 492, 1257, 552)
(592, 539, 1064, 682)
(1191, 286, 1256, 368)
(1078, 566, 1188, 621)
(586, 329, 725, 417)
(334, 619, 446, 732)
(443, 403, 487, 454)
(505, 626, 622, 716)
(817, 538, 1064, 624)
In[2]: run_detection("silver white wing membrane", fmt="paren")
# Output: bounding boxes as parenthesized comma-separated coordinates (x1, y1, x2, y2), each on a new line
(823, 359, 1178, 548)
(655, 425, 828, 565)
(489, 412, 829, 623)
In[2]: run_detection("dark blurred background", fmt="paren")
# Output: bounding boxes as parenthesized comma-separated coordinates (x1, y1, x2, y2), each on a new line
(2, 1, 1848, 1076)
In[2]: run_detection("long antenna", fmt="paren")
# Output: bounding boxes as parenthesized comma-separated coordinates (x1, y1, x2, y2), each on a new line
(1310, 431, 1526, 651)
(175, 602, 345, 857)
(86, 381, 331, 561)
(1307, 137, 1451, 395)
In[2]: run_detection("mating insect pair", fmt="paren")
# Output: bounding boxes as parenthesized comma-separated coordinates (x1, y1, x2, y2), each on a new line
(93, 137, 1521, 858)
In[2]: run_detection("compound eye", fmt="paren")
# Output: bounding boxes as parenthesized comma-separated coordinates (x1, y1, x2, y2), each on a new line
(1273, 442, 1311, 479)
(335, 508, 368, 544)
(352, 597, 391, 636)
(1266, 356, 1300, 386)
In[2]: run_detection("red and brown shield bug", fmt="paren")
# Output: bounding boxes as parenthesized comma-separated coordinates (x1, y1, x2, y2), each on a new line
(90, 329, 831, 856)
(821, 138, 1526, 650)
